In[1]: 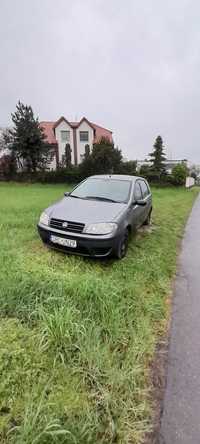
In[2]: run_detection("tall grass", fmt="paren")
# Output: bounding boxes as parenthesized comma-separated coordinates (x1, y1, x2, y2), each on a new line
(0, 183, 198, 443)
(39, 305, 86, 363)
(8, 390, 75, 444)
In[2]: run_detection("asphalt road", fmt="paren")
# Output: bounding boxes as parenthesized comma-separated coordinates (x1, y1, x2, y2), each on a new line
(160, 193, 200, 444)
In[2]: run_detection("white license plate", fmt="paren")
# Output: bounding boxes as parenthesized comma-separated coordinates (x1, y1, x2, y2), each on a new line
(50, 235, 77, 248)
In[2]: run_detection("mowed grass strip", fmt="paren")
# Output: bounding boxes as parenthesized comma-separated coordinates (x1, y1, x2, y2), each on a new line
(0, 183, 198, 444)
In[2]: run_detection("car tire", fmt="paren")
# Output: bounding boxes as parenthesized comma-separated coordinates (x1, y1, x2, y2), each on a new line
(143, 208, 152, 226)
(42, 238, 48, 245)
(115, 229, 129, 259)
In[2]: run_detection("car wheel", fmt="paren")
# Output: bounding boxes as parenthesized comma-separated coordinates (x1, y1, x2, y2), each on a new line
(42, 237, 49, 245)
(115, 229, 129, 259)
(143, 208, 152, 226)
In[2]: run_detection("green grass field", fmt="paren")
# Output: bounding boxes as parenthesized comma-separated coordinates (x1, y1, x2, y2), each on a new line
(0, 183, 198, 444)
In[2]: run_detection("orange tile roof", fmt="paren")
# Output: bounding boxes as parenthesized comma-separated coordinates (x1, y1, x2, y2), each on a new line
(40, 121, 57, 144)
(40, 118, 113, 145)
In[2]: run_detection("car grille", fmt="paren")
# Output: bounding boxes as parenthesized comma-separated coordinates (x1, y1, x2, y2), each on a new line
(50, 218, 85, 234)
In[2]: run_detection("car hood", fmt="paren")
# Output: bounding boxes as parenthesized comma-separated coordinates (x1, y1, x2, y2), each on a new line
(46, 197, 126, 224)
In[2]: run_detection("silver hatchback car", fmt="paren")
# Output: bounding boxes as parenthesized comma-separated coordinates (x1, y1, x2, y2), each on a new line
(38, 175, 152, 259)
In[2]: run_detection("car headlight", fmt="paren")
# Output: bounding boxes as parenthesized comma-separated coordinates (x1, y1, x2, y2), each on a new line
(84, 222, 117, 235)
(39, 211, 49, 226)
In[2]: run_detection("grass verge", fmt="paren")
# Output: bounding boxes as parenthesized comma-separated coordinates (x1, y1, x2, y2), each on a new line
(0, 183, 198, 443)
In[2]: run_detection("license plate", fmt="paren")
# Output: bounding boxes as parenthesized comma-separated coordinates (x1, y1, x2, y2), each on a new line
(50, 235, 77, 248)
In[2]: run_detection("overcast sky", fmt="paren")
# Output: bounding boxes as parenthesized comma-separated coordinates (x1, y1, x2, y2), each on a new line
(1, 0, 200, 162)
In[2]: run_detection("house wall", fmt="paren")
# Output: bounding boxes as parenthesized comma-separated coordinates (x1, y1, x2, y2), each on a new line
(186, 177, 195, 188)
(0, 128, 10, 159)
(76, 120, 94, 164)
(48, 152, 57, 170)
(137, 159, 188, 175)
(55, 121, 75, 165)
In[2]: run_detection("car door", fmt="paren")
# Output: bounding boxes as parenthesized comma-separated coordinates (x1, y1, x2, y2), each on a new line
(138, 179, 152, 223)
(129, 180, 144, 229)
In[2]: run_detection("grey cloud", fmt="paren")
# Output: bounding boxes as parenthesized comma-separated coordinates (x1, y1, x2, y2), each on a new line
(0, 0, 200, 162)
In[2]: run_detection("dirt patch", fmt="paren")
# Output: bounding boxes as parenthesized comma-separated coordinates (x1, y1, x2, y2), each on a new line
(138, 223, 158, 235)
(143, 228, 186, 444)
(144, 335, 169, 444)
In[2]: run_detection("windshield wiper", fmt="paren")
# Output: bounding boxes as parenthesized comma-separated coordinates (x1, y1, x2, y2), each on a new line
(70, 194, 84, 199)
(85, 196, 120, 203)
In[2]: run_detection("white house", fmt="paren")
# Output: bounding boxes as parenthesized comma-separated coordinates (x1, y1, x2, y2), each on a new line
(0, 127, 10, 159)
(40, 116, 113, 170)
(137, 158, 188, 174)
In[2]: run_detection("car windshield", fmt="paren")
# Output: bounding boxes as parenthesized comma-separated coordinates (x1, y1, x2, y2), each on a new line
(70, 178, 132, 203)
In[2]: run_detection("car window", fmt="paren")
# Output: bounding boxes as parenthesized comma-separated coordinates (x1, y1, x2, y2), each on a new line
(134, 181, 142, 201)
(139, 180, 149, 198)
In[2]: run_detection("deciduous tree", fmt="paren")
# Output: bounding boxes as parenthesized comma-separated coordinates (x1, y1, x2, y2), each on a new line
(80, 137, 122, 177)
(171, 163, 188, 185)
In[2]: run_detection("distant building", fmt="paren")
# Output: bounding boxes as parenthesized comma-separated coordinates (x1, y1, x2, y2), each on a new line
(137, 158, 188, 174)
(40, 116, 113, 170)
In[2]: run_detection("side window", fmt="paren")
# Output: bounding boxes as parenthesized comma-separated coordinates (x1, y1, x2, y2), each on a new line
(134, 181, 142, 201)
(139, 180, 149, 198)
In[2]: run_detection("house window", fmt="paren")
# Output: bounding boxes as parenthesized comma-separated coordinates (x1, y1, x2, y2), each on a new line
(80, 131, 89, 142)
(61, 130, 70, 142)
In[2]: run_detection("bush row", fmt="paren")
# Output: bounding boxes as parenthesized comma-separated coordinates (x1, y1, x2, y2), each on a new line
(1, 161, 138, 184)
(0, 164, 187, 187)
(2, 167, 82, 184)
(0, 169, 185, 187)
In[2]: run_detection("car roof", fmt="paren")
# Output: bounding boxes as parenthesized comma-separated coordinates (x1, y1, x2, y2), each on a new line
(89, 174, 145, 182)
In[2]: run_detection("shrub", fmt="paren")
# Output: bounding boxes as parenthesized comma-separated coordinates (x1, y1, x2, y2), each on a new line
(39, 167, 81, 184)
(116, 160, 137, 176)
(171, 163, 188, 186)
(0, 154, 17, 177)
(139, 164, 152, 179)
(6, 166, 81, 184)
(139, 164, 171, 185)
(79, 137, 122, 177)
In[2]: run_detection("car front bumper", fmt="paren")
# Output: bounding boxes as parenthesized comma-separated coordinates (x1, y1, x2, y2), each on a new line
(37, 224, 120, 258)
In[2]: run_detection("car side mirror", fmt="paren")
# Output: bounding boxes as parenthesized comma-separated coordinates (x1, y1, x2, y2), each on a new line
(64, 192, 70, 197)
(135, 199, 147, 206)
